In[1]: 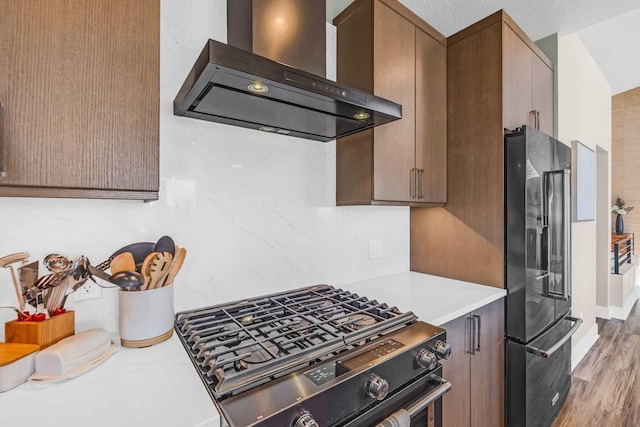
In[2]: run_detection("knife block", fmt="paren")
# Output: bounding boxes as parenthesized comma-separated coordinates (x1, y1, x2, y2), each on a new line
(4, 311, 75, 349)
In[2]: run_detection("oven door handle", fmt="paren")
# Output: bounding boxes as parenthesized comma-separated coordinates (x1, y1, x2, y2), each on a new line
(375, 375, 452, 426)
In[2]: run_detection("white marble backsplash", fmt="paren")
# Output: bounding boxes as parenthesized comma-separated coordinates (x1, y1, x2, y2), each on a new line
(0, 0, 409, 338)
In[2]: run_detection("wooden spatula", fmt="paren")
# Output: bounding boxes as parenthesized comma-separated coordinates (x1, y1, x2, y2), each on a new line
(140, 252, 160, 291)
(163, 246, 186, 287)
(110, 252, 136, 274)
(147, 252, 172, 290)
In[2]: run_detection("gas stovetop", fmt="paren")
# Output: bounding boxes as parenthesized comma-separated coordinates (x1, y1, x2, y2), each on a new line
(175, 285, 449, 427)
(175, 285, 415, 397)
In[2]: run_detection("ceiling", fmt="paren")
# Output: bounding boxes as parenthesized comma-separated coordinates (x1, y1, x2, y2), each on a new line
(577, 8, 640, 95)
(326, 0, 640, 94)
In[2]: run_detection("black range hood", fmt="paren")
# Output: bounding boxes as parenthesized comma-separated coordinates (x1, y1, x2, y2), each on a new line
(173, 0, 401, 142)
(173, 39, 401, 142)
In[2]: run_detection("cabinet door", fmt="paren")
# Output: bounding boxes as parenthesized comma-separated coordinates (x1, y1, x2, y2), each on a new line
(372, 1, 416, 202)
(442, 315, 471, 427)
(415, 28, 446, 203)
(470, 299, 505, 427)
(531, 54, 554, 136)
(0, 0, 159, 199)
(502, 25, 533, 132)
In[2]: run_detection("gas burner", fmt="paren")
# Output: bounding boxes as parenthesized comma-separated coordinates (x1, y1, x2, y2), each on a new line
(306, 299, 346, 320)
(345, 314, 377, 329)
(236, 342, 280, 370)
(220, 322, 241, 339)
(287, 317, 311, 329)
(239, 314, 254, 326)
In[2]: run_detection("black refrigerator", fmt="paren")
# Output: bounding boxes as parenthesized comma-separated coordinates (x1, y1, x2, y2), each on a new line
(505, 126, 583, 427)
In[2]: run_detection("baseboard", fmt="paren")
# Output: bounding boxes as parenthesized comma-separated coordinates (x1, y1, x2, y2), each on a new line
(595, 305, 611, 319)
(596, 288, 638, 321)
(610, 292, 638, 320)
(572, 323, 599, 371)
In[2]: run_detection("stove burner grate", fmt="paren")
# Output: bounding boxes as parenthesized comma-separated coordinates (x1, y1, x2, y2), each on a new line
(175, 284, 416, 398)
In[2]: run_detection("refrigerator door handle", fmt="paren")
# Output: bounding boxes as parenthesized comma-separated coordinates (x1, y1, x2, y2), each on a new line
(526, 316, 582, 358)
(544, 170, 571, 301)
(536, 172, 552, 281)
(561, 169, 571, 300)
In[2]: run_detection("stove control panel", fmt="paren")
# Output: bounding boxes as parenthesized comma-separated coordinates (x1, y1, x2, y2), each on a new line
(303, 339, 404, 386)
(304, 363, 336, 386)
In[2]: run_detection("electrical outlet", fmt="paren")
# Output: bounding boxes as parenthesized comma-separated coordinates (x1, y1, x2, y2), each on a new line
(369, 240, 383, 259)
(73, 280, 103, 302)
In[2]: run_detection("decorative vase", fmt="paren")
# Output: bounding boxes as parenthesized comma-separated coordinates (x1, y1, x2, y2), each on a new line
(616, 214, 624, 234)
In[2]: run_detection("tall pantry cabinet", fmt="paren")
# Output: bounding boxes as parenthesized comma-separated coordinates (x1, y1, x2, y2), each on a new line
(411, 10, 555, 289)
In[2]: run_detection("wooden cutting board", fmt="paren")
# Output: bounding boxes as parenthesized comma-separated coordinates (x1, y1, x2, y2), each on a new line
(0, 342, 40, 367)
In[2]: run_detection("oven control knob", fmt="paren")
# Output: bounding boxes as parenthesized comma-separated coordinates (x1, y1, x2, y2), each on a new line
(434, 340, 451, 360)
(292, 411, 318, 427)
(367, 374, 389, 401)
(417, 348, 437, 370)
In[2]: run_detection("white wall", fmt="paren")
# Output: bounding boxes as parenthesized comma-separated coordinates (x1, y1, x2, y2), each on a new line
(0, 0, 409, 338)
(596, 147, 610, 308)
(557, 33, 612, 368)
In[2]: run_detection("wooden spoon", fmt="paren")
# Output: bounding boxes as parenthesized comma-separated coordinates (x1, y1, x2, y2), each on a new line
(110, 252, 136, 274)
(140, 252, 160, 291)
(147, 252, 172, 290)
(163, 246, 186, 287)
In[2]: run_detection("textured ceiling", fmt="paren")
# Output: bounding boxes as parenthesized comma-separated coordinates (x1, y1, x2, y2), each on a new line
(327, 0, 640, 40)
(577, 8, 640, 95)
(397, 0, 640, 40)
(326, 0, 640, 94)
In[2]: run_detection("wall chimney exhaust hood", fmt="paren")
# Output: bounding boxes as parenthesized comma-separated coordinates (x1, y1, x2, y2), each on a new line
(173, 0, 401, 142)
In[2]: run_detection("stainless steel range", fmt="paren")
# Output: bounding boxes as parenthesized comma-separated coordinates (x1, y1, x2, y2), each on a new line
(175, 285, 451, 427)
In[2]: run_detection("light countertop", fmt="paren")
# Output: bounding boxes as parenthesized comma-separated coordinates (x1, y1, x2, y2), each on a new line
(0, 335, 222, 427)
(0, 272, 504, 427)
(339, 271, 506, 326)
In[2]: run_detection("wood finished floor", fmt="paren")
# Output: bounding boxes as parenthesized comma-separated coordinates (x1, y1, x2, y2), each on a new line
(553, 301, 640, 427)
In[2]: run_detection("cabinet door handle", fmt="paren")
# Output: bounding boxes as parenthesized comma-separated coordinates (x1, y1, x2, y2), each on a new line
(0, 101, 6, 178)
(529, 110, 536, 129)
(410, 168, 415, 199)
(467, 315, 475, 355)
(418, 169, 424, 199)
(473, 314, 481, 352)
(536, 110, 540, 130)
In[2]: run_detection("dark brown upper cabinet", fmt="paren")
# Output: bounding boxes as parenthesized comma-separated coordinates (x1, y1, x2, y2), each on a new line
(0, 0, 159, 201)
(411, 11, 555, 289)
(334, 0, 447, 206)
(503, 24, 554, 136)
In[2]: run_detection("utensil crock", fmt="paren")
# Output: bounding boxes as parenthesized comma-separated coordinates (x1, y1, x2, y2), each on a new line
(118, 284, 174, 348)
